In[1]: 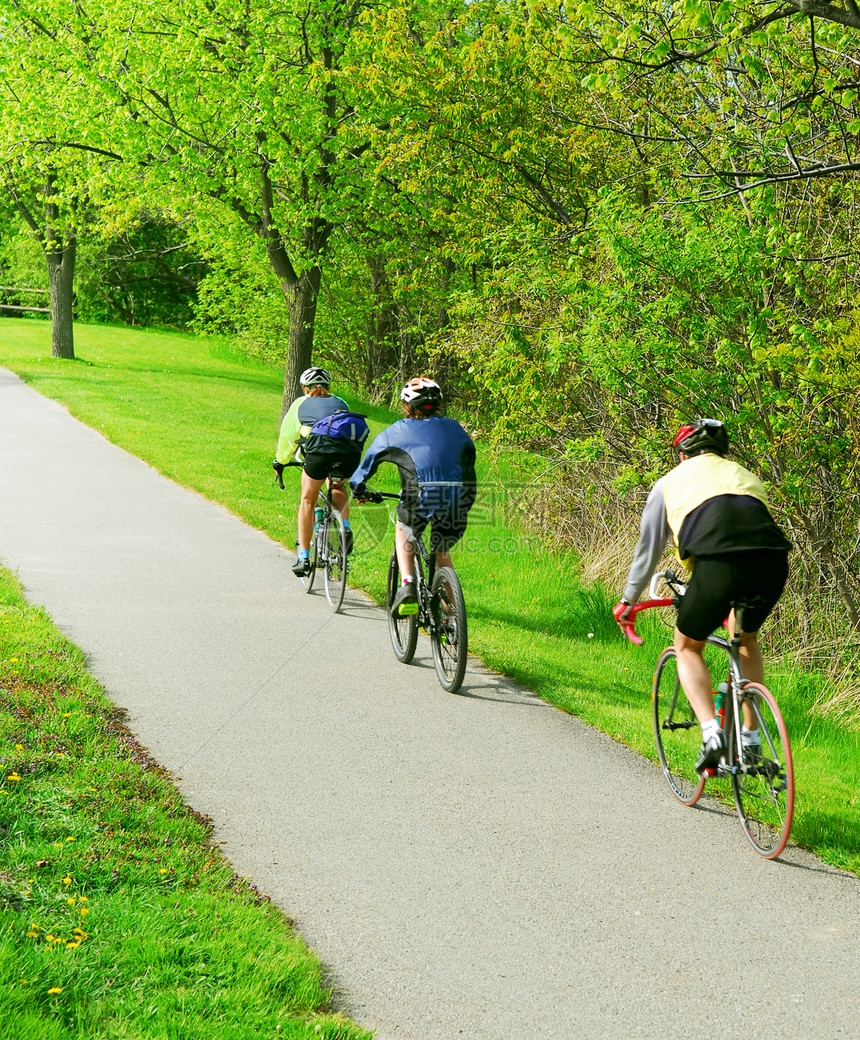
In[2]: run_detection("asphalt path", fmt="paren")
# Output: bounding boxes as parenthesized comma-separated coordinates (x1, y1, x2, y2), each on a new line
(1, 365, 859, 1039)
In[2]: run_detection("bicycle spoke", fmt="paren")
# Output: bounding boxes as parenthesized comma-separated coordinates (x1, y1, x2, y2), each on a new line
(652, 647, 706, 806)
(323, 509, 347, 613)
(387, 550, 418, 663)
(729, 682, 794, 858)
(430, 566, 468, 693)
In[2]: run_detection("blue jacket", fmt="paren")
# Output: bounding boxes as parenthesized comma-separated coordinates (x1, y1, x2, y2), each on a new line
(350, 416, 477, 519)
(275, 393, 350, 465)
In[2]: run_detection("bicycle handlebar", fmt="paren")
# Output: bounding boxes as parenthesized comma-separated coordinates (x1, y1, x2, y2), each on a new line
(355, 489, 401, 504)
(615, 598, 674, 645)
(617, 570, 687, 645)
(272, 459, 302, 489)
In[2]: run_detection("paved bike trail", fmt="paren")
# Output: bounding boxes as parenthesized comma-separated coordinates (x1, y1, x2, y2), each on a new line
(1, 366, 859, 1040)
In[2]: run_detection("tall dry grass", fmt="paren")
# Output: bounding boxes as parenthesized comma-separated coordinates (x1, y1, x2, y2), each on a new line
(497, 457, 860, 727)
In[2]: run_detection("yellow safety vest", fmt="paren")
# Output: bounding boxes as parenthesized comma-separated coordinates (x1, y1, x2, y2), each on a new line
(662, 454, 770, 567)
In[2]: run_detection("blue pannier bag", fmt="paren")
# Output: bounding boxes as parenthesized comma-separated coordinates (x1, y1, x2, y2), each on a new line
(309, 410, 369, 446)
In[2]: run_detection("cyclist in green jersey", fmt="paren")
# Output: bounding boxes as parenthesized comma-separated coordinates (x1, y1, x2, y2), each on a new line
(274, 367, 359, 577)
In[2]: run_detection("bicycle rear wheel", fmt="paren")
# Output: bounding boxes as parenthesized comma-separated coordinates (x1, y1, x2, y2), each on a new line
(652, 647, 706, 806)
(298, 535, 317, 593)
(387, 550, 418, 663)
(322, 510, 347, 613)
(728, 682, 794, 858)
(430, 566, 468, 693)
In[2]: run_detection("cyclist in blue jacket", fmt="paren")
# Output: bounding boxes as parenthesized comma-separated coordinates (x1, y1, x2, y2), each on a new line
(350, 378, 477, 615)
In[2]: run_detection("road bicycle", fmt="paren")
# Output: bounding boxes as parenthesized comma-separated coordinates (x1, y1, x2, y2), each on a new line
(276, 461, 349, 614)
(360, 490, 468, 693)
(618, 569, 794, 859)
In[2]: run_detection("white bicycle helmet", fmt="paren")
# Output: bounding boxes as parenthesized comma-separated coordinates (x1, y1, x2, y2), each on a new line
(400, 377, 443, 408)
(300, 366, 332, 387)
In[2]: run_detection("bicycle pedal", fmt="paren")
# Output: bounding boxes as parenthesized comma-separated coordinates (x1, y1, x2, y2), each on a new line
(702, 767, 717, 778)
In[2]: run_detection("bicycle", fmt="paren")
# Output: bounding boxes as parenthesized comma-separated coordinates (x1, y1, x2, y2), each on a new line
(618, 569, 794, 859)
(360, 490, 468, 693)
(275, 461, 349, 614)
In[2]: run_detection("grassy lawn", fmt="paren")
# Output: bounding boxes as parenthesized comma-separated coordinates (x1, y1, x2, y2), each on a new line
(1, 320, 858, 933)
(0, 565, 370, 1039)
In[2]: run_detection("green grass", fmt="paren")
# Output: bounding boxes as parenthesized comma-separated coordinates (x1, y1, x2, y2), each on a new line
(2, 317, 859, 884)
(0, 566, 370, 1039)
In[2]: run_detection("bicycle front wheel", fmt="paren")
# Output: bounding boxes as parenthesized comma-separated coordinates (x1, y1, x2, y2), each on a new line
(322, 510, 347, 613)
(653, 647, 706, 806)
(430, 566, 468, 693)
(728, 682, 794, 859)
(387, 550, 418, 663)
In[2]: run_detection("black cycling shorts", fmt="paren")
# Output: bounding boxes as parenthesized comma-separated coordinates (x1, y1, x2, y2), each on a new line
(397, 503, 468, 553)
(676, 550, 789, 642)
(302, 448, 362, 482)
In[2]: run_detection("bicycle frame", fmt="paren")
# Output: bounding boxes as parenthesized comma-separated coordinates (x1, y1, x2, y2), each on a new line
(362, 488, 469, 693)
(622, 569, 794, 858)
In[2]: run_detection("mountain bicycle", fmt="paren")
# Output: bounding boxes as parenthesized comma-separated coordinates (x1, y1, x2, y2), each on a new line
(275, 461, 348, 614)
(618, 569, 794, 859)
(360, 490, 468, 693)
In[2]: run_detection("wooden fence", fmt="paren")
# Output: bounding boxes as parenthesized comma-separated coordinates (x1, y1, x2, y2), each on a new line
(0, 286, 50, 314)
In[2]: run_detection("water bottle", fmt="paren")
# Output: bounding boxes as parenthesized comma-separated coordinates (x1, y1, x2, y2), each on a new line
(314, 506, 324, 529)
(715, 681, 728, 728)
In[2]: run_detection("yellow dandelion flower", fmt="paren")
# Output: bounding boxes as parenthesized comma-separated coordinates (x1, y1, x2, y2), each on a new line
(15, 743, 23, 750)
(26, 931, 38, 938)
(79, 897, 88, 903)
(66, 942, 79, 949)
(0, 790, 7, 795)
(67, 897, 76, 905)
(19, 979, 28, 985)
(159, 868, 167, 874)
(47, 987, 62, 994)
(52, 937, 63, 944)
(66, 837, 75, 843)
(63, 876, 72, 886)
(46, 934, 55, 941)
(79, 907, 89, 916)
(7, 773, 21, 782)
(63, 712, 71, 717)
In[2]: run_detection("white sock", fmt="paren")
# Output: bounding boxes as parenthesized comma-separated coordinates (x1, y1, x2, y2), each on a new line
(401, 577, 414, 585)
(701, 718, 720, 743)
(741, 727, 760, 747)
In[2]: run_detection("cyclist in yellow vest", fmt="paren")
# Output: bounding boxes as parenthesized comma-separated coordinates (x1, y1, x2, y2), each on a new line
(614, 419, 791, 772)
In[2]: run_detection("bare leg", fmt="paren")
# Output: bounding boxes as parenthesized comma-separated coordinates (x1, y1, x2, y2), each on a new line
(395, 521, 415, 580)
(331, 481, 349, 520)
(298, 471, 324, 551)
(726, 609, 764, 729)
(435, 549, 453, 570)
(738, 629, 764, 730)
(673, 629, 715, 724)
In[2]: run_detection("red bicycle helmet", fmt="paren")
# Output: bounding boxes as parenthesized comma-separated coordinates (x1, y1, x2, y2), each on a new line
(673, 419, 729, 456)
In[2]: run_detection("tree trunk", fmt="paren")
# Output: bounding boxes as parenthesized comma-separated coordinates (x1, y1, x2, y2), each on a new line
(46, 237, 76, 360)
(281, 265, 322, 415)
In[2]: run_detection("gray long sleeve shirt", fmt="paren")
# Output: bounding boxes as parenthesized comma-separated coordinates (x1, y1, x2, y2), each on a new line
(623, 478, 671, 603)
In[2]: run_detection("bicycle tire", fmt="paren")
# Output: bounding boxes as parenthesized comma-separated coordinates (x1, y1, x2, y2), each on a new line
(430, 566, 468, 693)
(386, 550, 418, 664)
(652, 647, 706, 806)
(728, 682, 794, 858)
(298, 534, 317, 594)
(322, 509, 347, 613)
